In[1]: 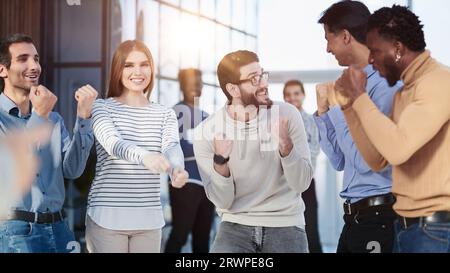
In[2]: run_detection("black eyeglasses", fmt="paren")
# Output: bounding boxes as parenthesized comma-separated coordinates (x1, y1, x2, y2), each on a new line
(236, 71, 269, 86)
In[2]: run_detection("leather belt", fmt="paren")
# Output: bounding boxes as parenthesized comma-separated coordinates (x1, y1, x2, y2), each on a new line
(343, 194, 395, 215)
(398, 211, 450, 229)
(7, 209, 66, 224)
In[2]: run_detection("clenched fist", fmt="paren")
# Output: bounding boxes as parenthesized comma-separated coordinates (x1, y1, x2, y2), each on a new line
(29, 85, 58, 118)
(316, 83, 331, 115)
(335, 66, 367, 109)
(171, 168, 189, 188)
(75, 84, 98, 119)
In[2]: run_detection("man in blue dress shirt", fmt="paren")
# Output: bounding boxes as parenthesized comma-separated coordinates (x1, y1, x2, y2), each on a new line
(315, 1, 402, 253)
(0, 33, 97, 253)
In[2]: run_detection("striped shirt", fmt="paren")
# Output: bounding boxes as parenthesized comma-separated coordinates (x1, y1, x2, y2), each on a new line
(87, 98, 183, 230)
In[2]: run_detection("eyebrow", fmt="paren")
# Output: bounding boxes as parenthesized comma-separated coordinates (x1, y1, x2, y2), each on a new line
(245, 70, 262, 78)
(16, 54, 39, 59)
(125, 61, 149, 65)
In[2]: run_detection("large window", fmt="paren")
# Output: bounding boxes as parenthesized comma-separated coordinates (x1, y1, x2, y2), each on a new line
(111, 0, 259, 113)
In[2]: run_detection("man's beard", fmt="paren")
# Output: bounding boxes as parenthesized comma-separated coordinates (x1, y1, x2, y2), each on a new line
(384, 56, 401, 87)
(241, 87, 273, 109)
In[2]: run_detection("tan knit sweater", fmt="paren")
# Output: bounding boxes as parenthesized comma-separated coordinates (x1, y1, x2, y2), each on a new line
(343, 50, 450, 217)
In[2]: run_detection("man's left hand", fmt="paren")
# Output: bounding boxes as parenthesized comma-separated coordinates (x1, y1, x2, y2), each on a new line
(75, 84, 98, 119)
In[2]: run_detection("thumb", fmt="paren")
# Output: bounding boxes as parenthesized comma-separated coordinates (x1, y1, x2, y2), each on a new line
(29, 86, 38, 98)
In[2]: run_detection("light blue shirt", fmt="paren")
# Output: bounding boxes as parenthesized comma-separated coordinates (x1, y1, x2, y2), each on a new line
(0, 93, 94, 213)
(300, 110, 320, 171)
(313, 65, 402, 203)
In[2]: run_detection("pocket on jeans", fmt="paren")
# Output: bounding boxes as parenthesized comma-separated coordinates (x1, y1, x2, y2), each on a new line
(422, 224, 450, 244)
(5, 221, 33, 237)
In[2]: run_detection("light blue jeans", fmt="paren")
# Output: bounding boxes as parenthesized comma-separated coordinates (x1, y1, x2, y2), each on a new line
(211, 221, 309, 253)
(0, 219, 77, 253)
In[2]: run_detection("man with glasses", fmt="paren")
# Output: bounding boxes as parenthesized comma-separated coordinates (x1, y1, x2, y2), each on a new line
(193, 50, 313, 253)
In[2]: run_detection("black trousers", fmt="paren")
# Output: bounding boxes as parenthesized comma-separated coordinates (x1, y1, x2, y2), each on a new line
(337, 202, 396, 253)
(302, 178, 323, 253)
(165, 183, 215, 253)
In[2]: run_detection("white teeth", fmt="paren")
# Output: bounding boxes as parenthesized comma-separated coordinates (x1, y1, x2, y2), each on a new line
(131, 79, 144, 83)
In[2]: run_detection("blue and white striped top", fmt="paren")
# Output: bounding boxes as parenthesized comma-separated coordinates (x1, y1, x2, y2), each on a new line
(87, 98, 184, 230)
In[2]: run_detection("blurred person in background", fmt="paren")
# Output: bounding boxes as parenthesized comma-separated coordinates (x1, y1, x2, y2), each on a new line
(0, 126, 51, 219)
(165, 68, 215, 253)
(283, 79, 322, 253)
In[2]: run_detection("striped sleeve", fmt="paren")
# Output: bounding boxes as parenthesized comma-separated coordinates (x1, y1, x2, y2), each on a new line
(92, 99, 150, 165)
(162, 109, 184, 170)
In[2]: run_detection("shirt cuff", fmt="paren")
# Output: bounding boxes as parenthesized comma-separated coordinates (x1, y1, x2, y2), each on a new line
(211, 161, 234, 185)
(279, 146, 301, 166)
(314, 111, 335, 132)
(76, 117, 93, 135)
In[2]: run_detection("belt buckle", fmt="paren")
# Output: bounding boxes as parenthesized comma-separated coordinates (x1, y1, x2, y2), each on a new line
(344, 202, 352, 215)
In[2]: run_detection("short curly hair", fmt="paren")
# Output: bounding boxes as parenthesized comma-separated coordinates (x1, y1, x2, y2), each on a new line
(368, 5, 426, 51)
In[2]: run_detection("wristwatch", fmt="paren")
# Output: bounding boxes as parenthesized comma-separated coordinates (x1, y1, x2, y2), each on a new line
(213, 154, 230, 165)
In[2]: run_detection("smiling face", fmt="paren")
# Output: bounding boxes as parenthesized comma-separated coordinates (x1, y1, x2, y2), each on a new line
(283, 84, 305, 110)
(0, 42, 41, 93)
(324, 25, 351, 67)
(367, 29, 401, 86)
(237, 62, 272, 108)
(120, 50, 152, 94)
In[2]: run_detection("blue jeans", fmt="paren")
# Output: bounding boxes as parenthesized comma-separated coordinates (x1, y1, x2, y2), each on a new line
(0, 219, 77, 253)
(393, 220, 450, 253)
(211, 221, 309, 253)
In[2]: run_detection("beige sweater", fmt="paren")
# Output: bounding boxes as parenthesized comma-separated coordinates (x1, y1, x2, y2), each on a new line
(193, 102, 313, 227)
(343, 50, 450, 217)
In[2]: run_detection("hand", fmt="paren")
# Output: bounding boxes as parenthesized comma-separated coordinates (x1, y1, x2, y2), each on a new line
(4, 125, 52, 195)
(142, 153, 171, 173)
(213, 134, 233, 158)
(75, 84, 98, 119)
(326, 82, 339, 107)
(170, 168, 189, 188)
(315, 83, 330, 115)
(29, 85, 58, 118)
(272, 118, 293, 157)
(335, 66, 367, 109)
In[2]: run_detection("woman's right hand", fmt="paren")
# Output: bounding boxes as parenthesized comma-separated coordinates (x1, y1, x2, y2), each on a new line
(142, 153, 171, 173)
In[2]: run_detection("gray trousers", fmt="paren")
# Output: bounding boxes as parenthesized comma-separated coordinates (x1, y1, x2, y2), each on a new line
(211, 221, 309, 253)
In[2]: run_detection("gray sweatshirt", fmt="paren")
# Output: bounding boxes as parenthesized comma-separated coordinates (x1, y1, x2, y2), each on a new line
(193, 101, 313, 227)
